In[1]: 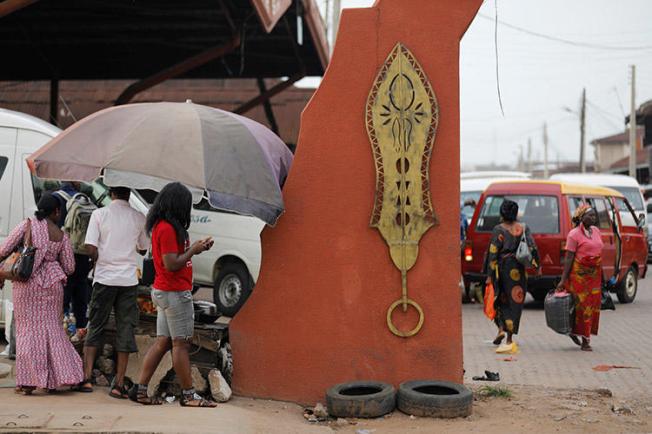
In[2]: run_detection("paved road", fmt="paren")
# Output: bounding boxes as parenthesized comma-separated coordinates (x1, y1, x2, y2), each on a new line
(463, 274, 652, 397)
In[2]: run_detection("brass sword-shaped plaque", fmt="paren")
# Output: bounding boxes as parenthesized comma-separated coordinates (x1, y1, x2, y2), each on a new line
(366, 43, 439, 337)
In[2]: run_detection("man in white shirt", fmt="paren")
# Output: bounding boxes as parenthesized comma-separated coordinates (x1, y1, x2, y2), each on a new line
(79, 187, 148, 398)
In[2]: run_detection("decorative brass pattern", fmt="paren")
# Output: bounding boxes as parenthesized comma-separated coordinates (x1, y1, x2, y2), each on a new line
(366, 43, 439, 338)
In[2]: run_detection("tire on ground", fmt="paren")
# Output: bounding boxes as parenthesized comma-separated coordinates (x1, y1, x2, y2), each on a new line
(326, 381, 396, 418)
(397, 380, 472, 418)
(616, 266, 637, 304)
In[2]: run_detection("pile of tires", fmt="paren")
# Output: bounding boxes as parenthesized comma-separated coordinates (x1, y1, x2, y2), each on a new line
(325, 380, 472, 419)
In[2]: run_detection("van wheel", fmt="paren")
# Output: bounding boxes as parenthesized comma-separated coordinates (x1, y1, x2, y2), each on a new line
(213, 262, 252, 317)
(616, 267, 637, 304)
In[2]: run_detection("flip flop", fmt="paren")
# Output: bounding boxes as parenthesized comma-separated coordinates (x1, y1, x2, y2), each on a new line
(493, 333, 506, 346)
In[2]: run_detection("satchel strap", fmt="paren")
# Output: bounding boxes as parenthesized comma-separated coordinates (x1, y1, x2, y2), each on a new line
(24, 219, 33, 248)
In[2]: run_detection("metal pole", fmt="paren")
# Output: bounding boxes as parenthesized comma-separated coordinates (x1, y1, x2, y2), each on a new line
(629, 65, 637, 179)
(49, 79, 59, 127)
(527, 137, 532, 174)
(543, 122, 549, 178)
(580, 88, 586, 173)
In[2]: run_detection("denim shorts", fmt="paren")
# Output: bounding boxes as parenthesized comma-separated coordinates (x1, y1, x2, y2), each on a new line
(151, 289, 194, 339)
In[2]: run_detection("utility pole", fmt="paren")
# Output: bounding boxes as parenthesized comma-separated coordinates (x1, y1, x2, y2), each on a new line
(629, 65, 637, 179)
(527, 137, 532, 173)
(543, 122, 549, 178)
(579, 88, 586, 173)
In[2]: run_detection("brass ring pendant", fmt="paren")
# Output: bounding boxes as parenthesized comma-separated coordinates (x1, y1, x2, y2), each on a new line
(386, 298, 424, 337)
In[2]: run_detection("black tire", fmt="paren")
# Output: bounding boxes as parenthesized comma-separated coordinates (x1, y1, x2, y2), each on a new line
(397, 380, 472, 418)
(326, 381, 396, 418)
(213, 262, 252, 317)
(616, 267, 637, 304)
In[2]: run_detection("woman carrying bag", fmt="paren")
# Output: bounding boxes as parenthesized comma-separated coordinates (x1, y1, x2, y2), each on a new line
(556, 204, 604, 351)
(483, 199, 540, 354)
(0, 193, 83, 394)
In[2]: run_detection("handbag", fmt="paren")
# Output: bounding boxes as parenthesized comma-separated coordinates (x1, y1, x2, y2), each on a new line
(140, 255, 155, 287)
(0, 219, 36, 282)
(515, 223, 533, 267)
(483, 281, 496, 320)
(544, 290, 575, 335)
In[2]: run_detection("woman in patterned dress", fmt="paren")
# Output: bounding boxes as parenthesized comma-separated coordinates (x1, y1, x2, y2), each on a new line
(556, 204, 604, 352)
(484, 199, 540, 354)
(0, 193, 83, 394)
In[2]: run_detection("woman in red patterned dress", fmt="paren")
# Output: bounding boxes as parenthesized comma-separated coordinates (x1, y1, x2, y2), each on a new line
(0, 193, 83, 393)
(557, 204, 604, 352)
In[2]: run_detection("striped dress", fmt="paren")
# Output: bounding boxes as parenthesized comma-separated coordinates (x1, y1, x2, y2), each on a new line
(0, 217, 83, 389)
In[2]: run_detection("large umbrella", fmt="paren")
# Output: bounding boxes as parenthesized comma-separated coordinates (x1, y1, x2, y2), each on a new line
(28, 102, 293, 225)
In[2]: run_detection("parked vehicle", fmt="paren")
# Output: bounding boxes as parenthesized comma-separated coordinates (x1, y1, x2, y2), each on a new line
(647, 200, 652, 260)
(462, 180, 648, 303)
(461, 174, 530, 223)
(0, 108, 263, 327)
(461, 171, 531, 180)
(550, 173, 647, 234)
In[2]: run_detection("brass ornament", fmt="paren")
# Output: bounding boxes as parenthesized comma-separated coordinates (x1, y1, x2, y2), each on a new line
(366, 43, 439, 338)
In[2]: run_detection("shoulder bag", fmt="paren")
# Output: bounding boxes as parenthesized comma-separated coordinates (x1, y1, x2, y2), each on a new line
(515, 223, 533, 267)
(0, 219, 37, 281)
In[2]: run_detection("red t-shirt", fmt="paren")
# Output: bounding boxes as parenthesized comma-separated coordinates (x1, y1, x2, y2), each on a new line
(152, 220, 193, 291)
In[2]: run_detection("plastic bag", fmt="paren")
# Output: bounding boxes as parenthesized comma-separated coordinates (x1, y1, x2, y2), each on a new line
(483, 282, 496, 320)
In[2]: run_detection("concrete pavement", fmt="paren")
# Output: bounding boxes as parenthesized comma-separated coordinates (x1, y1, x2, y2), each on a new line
(463, 274, 652, 397)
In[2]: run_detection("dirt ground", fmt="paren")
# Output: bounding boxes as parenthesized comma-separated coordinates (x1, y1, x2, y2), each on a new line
(0, 382, 650, 433)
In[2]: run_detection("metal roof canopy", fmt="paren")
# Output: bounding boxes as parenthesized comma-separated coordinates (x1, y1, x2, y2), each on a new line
(0, 0, 328, 82)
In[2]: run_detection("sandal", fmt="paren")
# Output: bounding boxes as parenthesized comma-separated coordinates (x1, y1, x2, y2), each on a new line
(180, 392, 217, 408)
(128, 384, 162, 406)
(73, 379, 93, 393)
(570, 335, 582, 346)
(109, 383, 129, 400)
(15, 386, 35, 395)
(493, 332, 506, 346)
(581, 344, 593, 352)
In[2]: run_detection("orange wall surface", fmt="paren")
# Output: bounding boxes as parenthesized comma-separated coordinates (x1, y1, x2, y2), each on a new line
(230, 0, 482, 404)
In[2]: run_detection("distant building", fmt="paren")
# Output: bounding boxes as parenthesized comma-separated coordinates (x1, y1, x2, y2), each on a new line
(591, 127, 644, 173)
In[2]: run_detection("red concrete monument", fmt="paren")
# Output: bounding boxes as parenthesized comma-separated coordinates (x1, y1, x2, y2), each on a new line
(231, 0, 482, 404)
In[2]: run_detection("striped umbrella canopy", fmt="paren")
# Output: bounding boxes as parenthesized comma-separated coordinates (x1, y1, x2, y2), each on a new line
(27, 102, 293, 225)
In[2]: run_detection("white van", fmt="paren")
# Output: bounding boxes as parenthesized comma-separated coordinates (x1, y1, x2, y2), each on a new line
(461, 175, 531, 223)
(550, 173, 647, 230)
(0, 108, 264, 327)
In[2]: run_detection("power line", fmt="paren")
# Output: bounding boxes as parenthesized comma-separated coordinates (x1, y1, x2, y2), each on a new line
(478, 13, 652, 51)
(493, 0, 505, 116)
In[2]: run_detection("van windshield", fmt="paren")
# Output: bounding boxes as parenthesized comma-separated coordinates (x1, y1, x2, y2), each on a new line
(476, 195, 560, 234)
(608, 186, 643, 210)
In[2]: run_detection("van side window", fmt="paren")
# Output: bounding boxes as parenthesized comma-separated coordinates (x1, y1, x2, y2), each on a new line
(567, 196, 584, 220)
(0, 156, 8, 180)
(593, 199, 612, 230)
(476, 195, 559, 234)
(615, 197, 638, 227)
(30, 174, 62, 204)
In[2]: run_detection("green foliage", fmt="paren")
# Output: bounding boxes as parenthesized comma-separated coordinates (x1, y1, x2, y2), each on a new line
(478, 385, 513, 399)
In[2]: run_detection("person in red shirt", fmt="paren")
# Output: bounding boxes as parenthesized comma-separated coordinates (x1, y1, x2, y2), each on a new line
(129, 182, 215, 407)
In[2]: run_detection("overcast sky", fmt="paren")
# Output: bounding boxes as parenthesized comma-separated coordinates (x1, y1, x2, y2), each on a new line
(304, 0, 652, 169)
